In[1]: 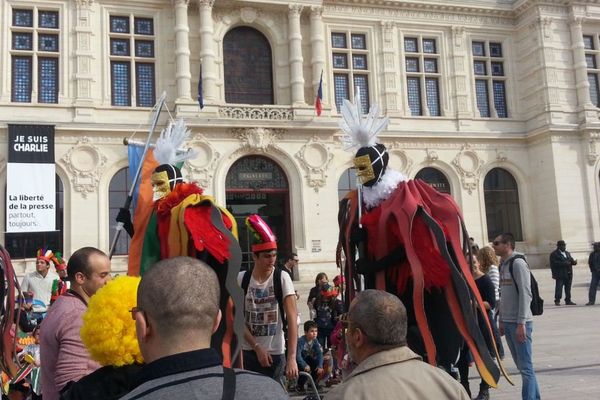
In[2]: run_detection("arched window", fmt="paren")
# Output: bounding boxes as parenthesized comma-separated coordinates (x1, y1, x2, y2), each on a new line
(108, 167, 132, 255)
(338, 168, 357, 200)
(484, 168, 523, 241)
(5, 174, 64, 258)
(223, 26, 274, 105)
(415, 167, 451, 195)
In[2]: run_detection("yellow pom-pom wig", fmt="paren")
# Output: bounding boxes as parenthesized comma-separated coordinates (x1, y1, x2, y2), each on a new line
(80, 276, 143, 366)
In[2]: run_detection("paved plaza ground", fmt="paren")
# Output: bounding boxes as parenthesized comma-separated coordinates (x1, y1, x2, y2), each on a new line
(291, 267, 599, 399)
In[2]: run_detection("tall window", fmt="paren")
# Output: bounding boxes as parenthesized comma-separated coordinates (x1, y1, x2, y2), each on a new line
(5, 175, 64, 259)
(108, 168, 132, 255)
(484, 168, 522, 241)
(11, 8, 59, 103)
(415, 167, 451, 194)
(403, 37, 441, 116)
(584, 35, 600, 106)
(331, 31, 370, 113)
(338, 168, 357, 200)
(223, 27, 274, 105)
(109, 15, 155, 107)
(472, 41, 508, 118)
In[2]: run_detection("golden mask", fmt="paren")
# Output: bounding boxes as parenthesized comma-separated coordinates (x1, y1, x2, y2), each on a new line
(353, 154, 375, 184)
(151, 171, 171, 201)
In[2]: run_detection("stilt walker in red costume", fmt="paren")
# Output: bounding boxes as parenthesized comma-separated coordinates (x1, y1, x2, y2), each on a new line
(337, 94, 510, 388)
(117, 119, 244, 368)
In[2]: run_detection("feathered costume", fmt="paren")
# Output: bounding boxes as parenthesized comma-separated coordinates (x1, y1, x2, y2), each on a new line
(337, 95, 509, 387)
(124, 119, 244, 368)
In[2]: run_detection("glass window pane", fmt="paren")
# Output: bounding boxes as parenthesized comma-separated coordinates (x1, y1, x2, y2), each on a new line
(426, 78, 440, 116)
(583, 35, 594, 50)
(111, 38, 130, 56)
(332, 33, 347, 49)
(474, 60, 486, 75)
(135, 40, 154, 57)
(11, 56, 32, 103)
(423, 39, 437, 54)
(406, 57, 419, 72)
(110, 16, 130, 33)
(334, 73, 349, 111)
(351, 34, 366, 50)
(352, 54, 367, 70)
(489, 42, 503, 57)
(38, 58, 58, 103)
(353, 75, 369, 113)
(407, 77, 421, 116)
(484, 168, 523, 241)
(338, 168, 357, 200)
(136, 63, 155, 107)
(12, 32, 33, 50)
(111, 61, 131, 106)
(109, 168, 131, 255)
(424, 58, 438, 73)
(13, 9, 33, 27)
(134, 18, 154, 35)
(39, 10, 59, 28)
(472, 41, 485, 56)
(333, 53, 347, 69)
(493, 80, 508, 118)
(491, 62, 504, 76)
(39, 34, 59, 52)
(586, 54, 597, 69)
(475, 79, 490, 117)
(404, 38, 418, 52)
(415, 168, 451, 194)
(589, 74, 600, 106)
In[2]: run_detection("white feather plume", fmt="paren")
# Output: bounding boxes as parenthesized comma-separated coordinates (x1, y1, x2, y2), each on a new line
(339, 91, 389, 151)
(153, 118, 197, 165)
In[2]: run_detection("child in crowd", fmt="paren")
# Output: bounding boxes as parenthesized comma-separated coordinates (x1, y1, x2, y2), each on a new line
(296, 321, 324, 393)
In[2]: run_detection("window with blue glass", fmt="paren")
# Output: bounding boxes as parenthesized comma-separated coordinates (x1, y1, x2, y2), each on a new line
(12, 33, 33, 50)
(39, 34, 59, 52)
(39, 11, 59, 28)
(472, 40, 508, 118)
(493, 81, 507, 118)
(11, 57, 32, 102)
(331, 31, 370, 113)
(135, 40, 154, 58)
(13, 9, 33, 27)
(584, 34, 600, 107)
(404, 37, 441, 116)
(589, 74, 600, 106)
(39, 58, 58, 103)
(134, 18, 154, 35)
(407, 77, 421, 116)
(110, 16, 130, 33)
(136, 63, 155, 107)
(111, 39, 130, 56)
(425, 78, 440, 117)
(111, 61, 131, 106)
(475, 80, 490, 117)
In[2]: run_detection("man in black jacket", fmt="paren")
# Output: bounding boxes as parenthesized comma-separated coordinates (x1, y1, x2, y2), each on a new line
(586, 242, 600, 305)
(550, 240, 577, 305)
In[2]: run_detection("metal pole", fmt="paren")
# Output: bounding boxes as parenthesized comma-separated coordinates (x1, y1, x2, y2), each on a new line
(109, 91, 167, 259)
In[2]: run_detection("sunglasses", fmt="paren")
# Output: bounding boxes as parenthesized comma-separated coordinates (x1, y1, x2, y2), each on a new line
(129, 307, 144, 320)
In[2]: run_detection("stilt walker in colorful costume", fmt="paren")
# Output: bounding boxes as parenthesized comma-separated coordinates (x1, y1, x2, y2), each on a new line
(336, 94, 509, 388)
(117, 119, 244, 368)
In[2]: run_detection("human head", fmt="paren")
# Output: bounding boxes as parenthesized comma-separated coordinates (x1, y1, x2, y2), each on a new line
(314, 272, 328, 287)
(354, 143, 389, 187)
(469, 254, 481, 274)
(492, 232, 515, 258)
(594, 242, 600, 252)
(346, 290, 407, 364)
(151, 164, 183, 202)
(35, 258, 50, 276)
(135, 257, 220, 363)
(81, 276, 143, 366)
(52, 252, 68, 278)
(252, 249, 278, 270)
(67, 247, 112, 300)
(284, 253, 299, 270)
(556, 240, 566, 251)
(304, 320, 318, 340)
(477, 246, 498, 274)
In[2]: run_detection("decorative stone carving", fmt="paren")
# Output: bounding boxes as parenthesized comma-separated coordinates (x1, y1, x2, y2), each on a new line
(586, 131, 600, 166)
(295, 136, 333, 191)
(75, 0, 94, 6)
(310, 6, 323, 17)
(289, 4, 304, 16)
(452, 144, 483, 195)
(61, 137, 107, 198)
(240, 7, 258, 23)
(425, 148, 439, 163)
(496, 150, 508, 162)
(539, 17, 553, 39)
(388, 143, 412, 174)
(198, 0, 215, 7)
(183, 135, 220, 189)
(233, 128, 284, 153)
(219, 106, 294, 120)
(452, 26, 464, 47)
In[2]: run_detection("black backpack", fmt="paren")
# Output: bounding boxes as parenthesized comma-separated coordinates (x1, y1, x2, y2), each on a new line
(241, 268, 287, 334)
(509, 255, 544, 316)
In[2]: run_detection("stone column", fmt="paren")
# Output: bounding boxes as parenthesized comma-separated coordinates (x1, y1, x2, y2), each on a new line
(173, 0, 192, 101)
(288, 4, 305, 105)
(450, 26, 471, 120)
(73, 0, 95, 120)
(310, 6, 326, 109)
(198, 0, 217, 101)
(569, 16, 593, 109)
(380, 21, 400, 115)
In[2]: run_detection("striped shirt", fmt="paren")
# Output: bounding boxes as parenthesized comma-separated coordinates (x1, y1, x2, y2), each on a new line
(486, 265, 500, 302)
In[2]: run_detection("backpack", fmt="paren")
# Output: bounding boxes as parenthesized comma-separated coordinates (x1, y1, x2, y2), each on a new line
(315, 299, 333, 330)
(508, 255, 544, 316)
(241, 268, 287, 334)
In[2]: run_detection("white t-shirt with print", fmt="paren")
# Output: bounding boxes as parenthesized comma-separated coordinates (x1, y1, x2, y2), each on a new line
(237, 269, 295, 355)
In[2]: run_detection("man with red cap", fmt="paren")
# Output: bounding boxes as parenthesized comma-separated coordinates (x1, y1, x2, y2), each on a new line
(238, 215, 298, 384)
(50, 252, 69, 304)
(21, 248, 59, 310)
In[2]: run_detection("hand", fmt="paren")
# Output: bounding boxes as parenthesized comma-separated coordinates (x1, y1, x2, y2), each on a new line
(116, 208, 134, 237)
(498, 320, 505, 336)
(304, 366, 311, 372)
(516, 324, 527, 344)
(316, 368, 324, 378)
(255, 345, 272, 367)
(286, 358, 299, 381)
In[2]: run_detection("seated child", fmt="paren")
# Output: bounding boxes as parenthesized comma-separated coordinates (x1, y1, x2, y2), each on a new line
(296, 320, 324, 392)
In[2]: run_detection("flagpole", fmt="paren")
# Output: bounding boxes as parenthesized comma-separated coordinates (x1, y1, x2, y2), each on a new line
(109, 91, 167, 259)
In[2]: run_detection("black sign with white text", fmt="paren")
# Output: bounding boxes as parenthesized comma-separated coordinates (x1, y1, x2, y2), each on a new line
(8, 124, 54, 163)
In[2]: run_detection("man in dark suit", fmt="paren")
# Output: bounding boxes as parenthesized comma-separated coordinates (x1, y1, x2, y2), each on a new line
(550, 240, 578, 305)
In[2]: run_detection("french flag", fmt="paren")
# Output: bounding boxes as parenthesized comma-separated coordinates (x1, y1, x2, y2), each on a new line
(315, 70, 323, 116)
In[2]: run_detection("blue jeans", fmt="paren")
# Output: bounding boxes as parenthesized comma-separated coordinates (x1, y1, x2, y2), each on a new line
(503, 321, 541, 400)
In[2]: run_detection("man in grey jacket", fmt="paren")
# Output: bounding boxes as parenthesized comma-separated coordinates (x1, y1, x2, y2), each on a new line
(120, 257, 287, 400)
(493, 233, 540, 400)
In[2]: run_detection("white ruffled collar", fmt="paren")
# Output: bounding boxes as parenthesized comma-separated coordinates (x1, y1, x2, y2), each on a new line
(361, 168, 407, 209)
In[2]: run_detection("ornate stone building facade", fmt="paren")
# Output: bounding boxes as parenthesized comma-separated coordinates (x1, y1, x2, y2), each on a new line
(1, 0, 600, 277)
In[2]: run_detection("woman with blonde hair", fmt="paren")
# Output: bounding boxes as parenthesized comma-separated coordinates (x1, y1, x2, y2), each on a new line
(478, 246, 499, 302)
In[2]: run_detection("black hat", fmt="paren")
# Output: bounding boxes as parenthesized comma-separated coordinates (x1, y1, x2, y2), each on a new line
(557, 240, 566, 247)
